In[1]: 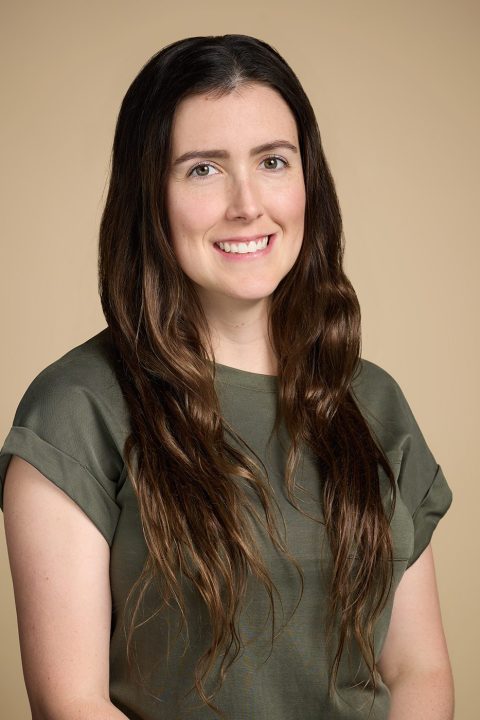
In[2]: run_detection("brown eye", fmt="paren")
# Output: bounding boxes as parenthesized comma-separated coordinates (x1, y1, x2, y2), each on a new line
(188, 163, 218, 178)
(262, 156, 288, 170)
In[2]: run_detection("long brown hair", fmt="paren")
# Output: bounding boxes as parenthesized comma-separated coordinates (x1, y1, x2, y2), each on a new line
(98, 34, 397, 718)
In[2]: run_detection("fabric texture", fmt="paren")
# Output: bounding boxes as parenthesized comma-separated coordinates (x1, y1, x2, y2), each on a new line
(0, 328, 453, 719)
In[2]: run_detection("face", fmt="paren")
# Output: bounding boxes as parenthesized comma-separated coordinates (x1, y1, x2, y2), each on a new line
(165, 83, 306, 314)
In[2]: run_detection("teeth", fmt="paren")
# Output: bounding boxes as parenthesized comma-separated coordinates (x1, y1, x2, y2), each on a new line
(217, 236, 269, 254)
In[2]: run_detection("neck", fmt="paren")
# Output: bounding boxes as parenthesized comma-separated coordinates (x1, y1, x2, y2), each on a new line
(197, 290, 278, 375)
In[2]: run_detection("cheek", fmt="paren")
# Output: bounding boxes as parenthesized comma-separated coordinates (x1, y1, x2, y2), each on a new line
(282, 182, 306, 262)
(273, 180, 306, 224)
(291, 183, 307, 220)
(168, 187, 220, 237)
(165, 192, 214, 272)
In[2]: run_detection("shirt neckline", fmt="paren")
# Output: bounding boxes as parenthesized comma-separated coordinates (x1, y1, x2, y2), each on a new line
(210, 361, 278, 393)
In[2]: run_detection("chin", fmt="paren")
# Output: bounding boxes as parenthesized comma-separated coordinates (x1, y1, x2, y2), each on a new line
(227, 287, 277, 301)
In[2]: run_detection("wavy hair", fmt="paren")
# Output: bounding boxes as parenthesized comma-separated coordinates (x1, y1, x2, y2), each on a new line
(98, 34, 397, 718)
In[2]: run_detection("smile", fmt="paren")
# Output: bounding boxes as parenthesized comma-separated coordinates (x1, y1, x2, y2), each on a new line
(213, 234, 275, 260)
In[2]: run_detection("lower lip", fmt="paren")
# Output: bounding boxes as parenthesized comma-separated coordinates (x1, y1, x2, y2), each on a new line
(213, 234, 276, 261)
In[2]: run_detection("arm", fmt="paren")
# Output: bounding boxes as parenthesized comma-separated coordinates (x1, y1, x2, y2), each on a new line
(377, 543, 454, 719)
(3, 455, 128, 720)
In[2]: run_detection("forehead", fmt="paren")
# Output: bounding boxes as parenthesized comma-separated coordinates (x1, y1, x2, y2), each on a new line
(170, 84, 298, 150)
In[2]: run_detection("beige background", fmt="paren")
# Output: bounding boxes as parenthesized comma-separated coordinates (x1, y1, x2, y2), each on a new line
(1, 1, 478, 717)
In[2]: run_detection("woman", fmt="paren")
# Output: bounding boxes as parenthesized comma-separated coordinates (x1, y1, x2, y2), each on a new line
(0, 35, 454, 719)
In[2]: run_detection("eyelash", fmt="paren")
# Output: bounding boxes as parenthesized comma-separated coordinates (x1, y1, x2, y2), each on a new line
(187, 155, 289, 179)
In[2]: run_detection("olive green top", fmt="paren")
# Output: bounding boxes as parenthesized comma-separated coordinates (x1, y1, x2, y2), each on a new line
(0, 329, 453, 719)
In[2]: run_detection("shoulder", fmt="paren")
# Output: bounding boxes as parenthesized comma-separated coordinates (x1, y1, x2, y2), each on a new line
(351, 357, 406, 408)
(9, 328, 130, 473)
(16, 328, 127, 423)
(350, 357, 418, 452)
(23, 327, 120, 396)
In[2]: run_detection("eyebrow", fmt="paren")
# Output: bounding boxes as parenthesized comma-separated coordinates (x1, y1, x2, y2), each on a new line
(172, 140, 298, 166)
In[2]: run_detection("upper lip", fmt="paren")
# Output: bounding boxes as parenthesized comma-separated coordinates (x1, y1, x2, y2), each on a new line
(214, 233, 272, 244)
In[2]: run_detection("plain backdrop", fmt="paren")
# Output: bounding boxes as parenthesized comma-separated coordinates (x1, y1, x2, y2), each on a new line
(1, 1, 478, 717)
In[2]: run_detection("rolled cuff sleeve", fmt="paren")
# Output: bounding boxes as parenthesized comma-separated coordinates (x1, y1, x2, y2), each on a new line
(407, 463, 453, 568)
(0, 426, 121, 547)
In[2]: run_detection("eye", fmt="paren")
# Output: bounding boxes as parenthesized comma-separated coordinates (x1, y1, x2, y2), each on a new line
(261, 155, 289, 170)
(187, 155, 289, 179)
(187, 163, 219, 179)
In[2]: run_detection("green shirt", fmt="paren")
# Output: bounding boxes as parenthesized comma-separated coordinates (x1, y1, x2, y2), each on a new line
(0, 329, 453, 719)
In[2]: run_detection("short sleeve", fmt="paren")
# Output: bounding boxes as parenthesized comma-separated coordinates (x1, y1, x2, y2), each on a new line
(392, 384, 453, 568)
(0, 361, 125, 546)
(352, 360, 453, 569)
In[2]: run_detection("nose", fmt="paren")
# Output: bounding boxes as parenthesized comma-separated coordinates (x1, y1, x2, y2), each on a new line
(224, 173, 264, 222)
